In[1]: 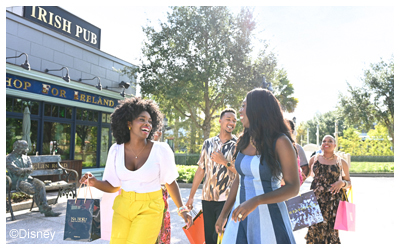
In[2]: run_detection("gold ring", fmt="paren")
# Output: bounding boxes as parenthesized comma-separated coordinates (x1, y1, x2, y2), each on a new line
(238, 214, 243, 219)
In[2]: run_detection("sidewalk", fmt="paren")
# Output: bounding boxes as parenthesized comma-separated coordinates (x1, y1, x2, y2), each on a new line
(5, 183, 201, 244)
(6, 177, 396, 245)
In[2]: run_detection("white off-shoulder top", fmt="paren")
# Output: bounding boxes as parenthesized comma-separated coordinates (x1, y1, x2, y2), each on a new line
(102, 141, 179, 193)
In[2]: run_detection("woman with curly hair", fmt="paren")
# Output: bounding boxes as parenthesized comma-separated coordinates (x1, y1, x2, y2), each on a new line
(215, 88, 299, 244)
(80, 97, 192, 244)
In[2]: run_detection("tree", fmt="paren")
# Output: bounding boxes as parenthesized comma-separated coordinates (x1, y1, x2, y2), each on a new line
(296, 111, 345, 145)
(365, 122, 393, 156)
(134, 7, 257, 140)
(337, 123, 393, 156)
(272, 69, 298, 113)
(122, 7, 293, 141)
(338, 126, 364, 156)
(339, 57, 394, 148)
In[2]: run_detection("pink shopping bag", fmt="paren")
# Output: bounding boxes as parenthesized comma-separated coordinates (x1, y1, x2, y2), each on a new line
(334, 187, 355, 231)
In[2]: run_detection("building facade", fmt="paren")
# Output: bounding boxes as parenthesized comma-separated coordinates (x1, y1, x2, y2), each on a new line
(6, 6, 137, 169)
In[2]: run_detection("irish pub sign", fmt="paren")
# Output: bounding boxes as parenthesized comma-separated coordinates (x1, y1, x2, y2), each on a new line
(23, 6, 101, 49)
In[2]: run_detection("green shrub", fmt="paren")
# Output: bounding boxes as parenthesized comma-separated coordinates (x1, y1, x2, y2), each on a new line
(175, 154, 200, 166)
(176, 165, 198, 183)
(10, 192, 31, 203)
(351, 156, 394, 162)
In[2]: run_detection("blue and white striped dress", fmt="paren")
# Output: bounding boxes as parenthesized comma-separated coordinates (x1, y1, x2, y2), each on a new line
(222, 152, 295, 244)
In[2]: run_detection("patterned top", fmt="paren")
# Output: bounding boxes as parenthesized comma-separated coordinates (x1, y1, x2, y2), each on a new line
(198, 135, 237, 201)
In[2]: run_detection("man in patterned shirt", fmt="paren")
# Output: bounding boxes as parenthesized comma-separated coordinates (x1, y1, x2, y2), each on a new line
(186, 108, 237, 244)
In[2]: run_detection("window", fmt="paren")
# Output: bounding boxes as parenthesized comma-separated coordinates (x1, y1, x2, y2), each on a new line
(76, 108, 98, 121)
(43, 122, 71, 160)
(6, 97, 39, 115)
(13, 99, 23, 113)
(52, 105, 59, 117)
(6, 97, 13, 112)
(44, 103, 51, 116)
(6, 118, 38, 155)
(100, 127, 110, 167)
(102, 113, 111, 123)
(75, 125, 98, 168)
(44, 103, 71, 119)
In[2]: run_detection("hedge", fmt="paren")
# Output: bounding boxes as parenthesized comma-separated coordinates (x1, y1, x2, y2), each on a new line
(350, 156, 394, 162)
(175, 154, 201, 165)
(176, 165, 198, 183)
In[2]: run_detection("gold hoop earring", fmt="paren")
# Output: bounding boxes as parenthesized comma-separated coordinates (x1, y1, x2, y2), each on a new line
(128, 127, 131, 130)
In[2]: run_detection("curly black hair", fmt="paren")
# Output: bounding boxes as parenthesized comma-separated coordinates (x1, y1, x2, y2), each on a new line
(110, 97, 164, 144)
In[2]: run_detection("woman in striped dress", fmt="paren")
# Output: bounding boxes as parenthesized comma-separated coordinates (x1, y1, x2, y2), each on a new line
(215, 88, 300, 244)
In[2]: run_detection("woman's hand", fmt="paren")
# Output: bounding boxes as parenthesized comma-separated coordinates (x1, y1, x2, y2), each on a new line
(329, 180, 344, 194)
(215, 215, 227, 235)
(180, 211, 193, 229)
(185, 197, 194, 211)
(79, 172, 97, 187)
(231, 198, 259, 222)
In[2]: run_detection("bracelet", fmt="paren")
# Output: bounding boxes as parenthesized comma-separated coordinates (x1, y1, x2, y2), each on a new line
(342, 180, 349, 189)
(177, 205, 189, 215)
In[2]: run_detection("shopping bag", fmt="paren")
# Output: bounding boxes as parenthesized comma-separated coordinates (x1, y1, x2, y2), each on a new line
(182, 209, 205, 244)
(63, 184, 101, 242)
(285, 190, 324, 231)
(334, 187, 355, 231)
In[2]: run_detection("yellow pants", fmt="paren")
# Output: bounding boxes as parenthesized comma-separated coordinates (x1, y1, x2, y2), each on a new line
(110, 189, 164, 244)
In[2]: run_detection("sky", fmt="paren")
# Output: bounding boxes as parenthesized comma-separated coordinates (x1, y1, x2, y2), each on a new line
(37, 3, 395, 124)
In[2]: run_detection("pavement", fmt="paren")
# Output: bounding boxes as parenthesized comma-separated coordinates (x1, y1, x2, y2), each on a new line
(6, 177, 396, 245)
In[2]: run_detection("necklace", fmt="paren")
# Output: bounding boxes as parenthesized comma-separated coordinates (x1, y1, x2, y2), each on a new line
(322, 154, 335, 160)
(128, 142, 147, 159)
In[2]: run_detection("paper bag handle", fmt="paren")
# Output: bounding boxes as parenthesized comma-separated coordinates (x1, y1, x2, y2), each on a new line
(348, 186, 353, 203)
(75, 178, 93, 203)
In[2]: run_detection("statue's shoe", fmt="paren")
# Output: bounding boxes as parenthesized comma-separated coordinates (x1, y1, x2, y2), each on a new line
(44, 211, 61, 217)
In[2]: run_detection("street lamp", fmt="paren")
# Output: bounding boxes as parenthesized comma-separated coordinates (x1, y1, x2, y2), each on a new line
(45, 67, 70, 82)
(105, 81, 130, 97)
(6, 53, 31, 70)
(80, 76, 102, 90)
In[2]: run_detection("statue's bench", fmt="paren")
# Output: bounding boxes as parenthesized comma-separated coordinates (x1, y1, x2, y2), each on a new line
(6, 155, 78, 221)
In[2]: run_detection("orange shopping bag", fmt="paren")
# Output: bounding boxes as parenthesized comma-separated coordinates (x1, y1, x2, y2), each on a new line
(182, 210, 205, 244)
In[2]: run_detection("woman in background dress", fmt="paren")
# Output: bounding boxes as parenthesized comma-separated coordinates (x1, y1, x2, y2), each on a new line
(305, 135, 351, 244)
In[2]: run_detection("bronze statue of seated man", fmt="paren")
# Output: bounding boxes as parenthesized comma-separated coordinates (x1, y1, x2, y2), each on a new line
(6, 140, 61, 217)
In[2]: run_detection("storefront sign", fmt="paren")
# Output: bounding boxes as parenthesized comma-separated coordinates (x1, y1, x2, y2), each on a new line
(23, 6, 101, 49)
(6, 74, 117, 108)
